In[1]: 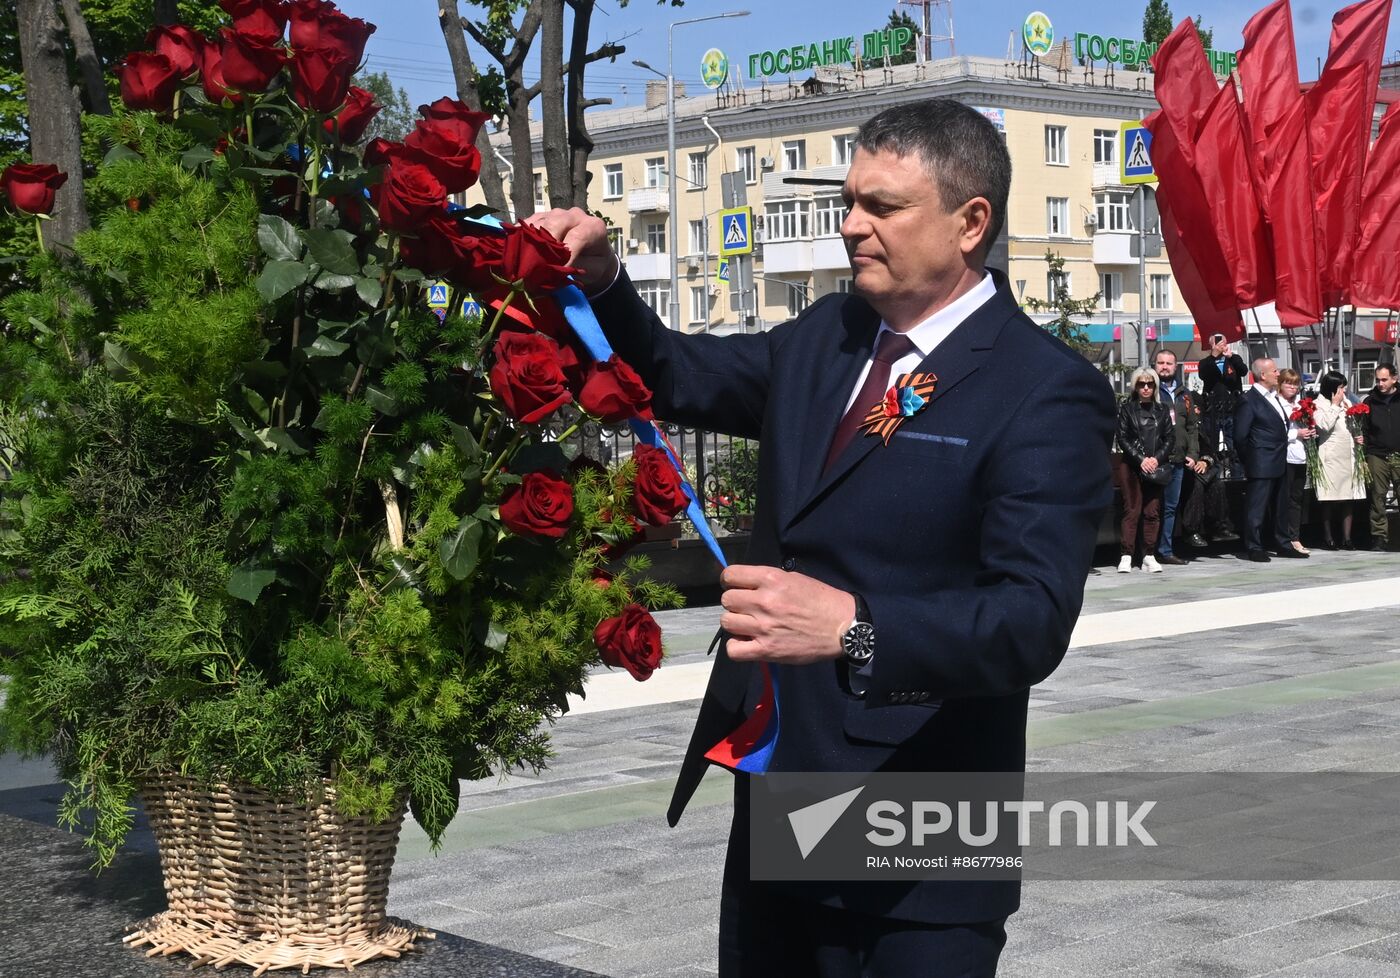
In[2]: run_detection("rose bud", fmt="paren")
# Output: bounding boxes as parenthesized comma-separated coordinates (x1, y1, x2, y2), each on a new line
(499, 470, 575, 540)
(578, 355, 652, 423)
(220, 0, 290, 38)
(115, 51, 182, 111)
(374, 157, 447, 232)
(488, 332, 573, 424)
(631, 444, 689, 526)
(324, 85, 380, 143)
(593, 604, 663, 681)
(145, 25, 205, 77)
(1, 163, 68, 217)
(218, 26, 289, 94)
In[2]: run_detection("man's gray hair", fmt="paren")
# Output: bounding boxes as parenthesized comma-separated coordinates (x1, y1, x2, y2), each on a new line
(1252, 356, 1274, 376)
(855, 99, 1011, 259)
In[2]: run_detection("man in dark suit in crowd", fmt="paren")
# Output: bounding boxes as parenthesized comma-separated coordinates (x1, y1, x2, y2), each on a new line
(1198, 333, 1248, 460)
(531, 99, 1115, 977)
(1233, 357, 1297, 562)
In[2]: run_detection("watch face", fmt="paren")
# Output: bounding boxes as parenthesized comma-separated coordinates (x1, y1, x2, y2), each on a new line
(843, 622, 875, 663)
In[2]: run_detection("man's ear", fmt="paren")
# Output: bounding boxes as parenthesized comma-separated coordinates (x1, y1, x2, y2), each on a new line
(958, 197, 994, 259)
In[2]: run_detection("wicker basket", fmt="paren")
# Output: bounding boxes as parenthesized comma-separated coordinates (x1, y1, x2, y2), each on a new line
(125, 775, 431, 974)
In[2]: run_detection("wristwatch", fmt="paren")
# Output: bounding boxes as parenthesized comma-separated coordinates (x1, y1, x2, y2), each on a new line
(840, 593, 875, 667)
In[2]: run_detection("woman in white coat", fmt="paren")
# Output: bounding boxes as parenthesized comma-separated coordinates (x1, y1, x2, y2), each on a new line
(1314, 370, 1366, 549)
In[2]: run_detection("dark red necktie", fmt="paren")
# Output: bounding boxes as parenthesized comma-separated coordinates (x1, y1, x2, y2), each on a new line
(824, 330, 919, 472)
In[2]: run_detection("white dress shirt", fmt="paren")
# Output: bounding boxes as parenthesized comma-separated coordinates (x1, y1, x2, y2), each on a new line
(1278, 393, 1307, 464)
(843, 273, 998, 413)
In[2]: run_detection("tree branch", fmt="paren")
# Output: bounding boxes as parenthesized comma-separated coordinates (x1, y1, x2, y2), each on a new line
(459, 17, 505, 62)
(436, 0, 508, 213)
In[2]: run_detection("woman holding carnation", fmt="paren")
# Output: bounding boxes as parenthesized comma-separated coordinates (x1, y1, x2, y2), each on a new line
(1314, 371, 1366, 549)
(1276, 368, 1315, 556)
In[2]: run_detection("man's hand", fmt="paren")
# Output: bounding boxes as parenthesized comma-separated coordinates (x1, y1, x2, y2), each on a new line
(719, 564, 855, 664)
(1141, 457, 1159, 474)
(523, 207, 619, 294)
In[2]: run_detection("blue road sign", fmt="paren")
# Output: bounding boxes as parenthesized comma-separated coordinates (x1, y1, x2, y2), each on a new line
(427, 282, 451, 309)
(719, 206, 753, 257)
(1121, 122, 1156, 184)
(717, 259, 730, 283)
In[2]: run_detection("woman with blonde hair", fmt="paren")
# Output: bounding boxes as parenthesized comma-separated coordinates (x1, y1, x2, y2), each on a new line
(1114, 368, 1174, 572)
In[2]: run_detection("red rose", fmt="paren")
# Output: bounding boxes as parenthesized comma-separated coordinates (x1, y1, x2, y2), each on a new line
(220, 0, 289, 37)
(289, 0, 375, 64)
(400, 215, 504, 290)
(488, 332, 573, 424)
(145, 25, 204, 77)
(593, 604, 663, 681)
(325, 85, 379, 143)
(218, 27, 289, 94)
(403, 111, 488, 194)
(374, 157, 446, 232)
(499, 470, 575, 540)
(363, 137, 400, 167)
(631, 444, 689, 526)
(418, 96, 490, 130)
(1, 163, 68, 217)
(499, 222, 579, 292)
(116, 52, 182, 111)
(290, 44, 354, 112)
(198, 40, 241, 104)
(578, 355, 652, 423)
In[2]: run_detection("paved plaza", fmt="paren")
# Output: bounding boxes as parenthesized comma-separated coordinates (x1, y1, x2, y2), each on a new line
(5, 549, 1400, 976)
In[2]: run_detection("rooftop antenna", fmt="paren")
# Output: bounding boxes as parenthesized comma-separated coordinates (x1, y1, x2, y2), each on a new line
(899, 0, 954, 60)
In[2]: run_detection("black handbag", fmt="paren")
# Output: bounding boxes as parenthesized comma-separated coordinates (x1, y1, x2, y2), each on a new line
(1141, 463, 1172, 486)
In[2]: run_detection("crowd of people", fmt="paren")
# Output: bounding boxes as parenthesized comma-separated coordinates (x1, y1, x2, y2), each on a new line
(1114, 338, 1400, 572)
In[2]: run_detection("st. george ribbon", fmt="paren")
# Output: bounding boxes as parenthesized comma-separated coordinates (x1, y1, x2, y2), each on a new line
(464, 214, 779, 774)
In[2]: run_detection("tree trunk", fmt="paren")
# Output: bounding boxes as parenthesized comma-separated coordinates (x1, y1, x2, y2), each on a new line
(153, 0, 179, 26)
(57, 0, 111, 115)
(566, 0, 597, 209)
(506, 70, 536, 220)
(538, 0, 570, 208)
(16, 0, 89, 251)
(433, 0, 509, 215)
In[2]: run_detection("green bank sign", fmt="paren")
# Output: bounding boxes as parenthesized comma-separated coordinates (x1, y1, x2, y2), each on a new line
(747, 26, 915, 79)
(1073, 31, 1237, 75)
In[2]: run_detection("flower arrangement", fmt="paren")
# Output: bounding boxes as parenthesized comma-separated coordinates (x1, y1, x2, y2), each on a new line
(1290, 396, 1327, 490)
(0, 0, 683, 867)
(1345, 403, 1372, 487)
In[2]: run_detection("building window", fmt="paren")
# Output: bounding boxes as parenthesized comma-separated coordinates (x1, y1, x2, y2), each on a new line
(646, 222, 666, 253)
(1095, 191, 1130, 232)
(787, 283, 810, 318)
(1093, 128, 1117, 165)
(687, 151, 708, 190)
(1101, 272, 1122, 311)
(637, 281, 669, 317)
(1046, 197, 1069, 237)
(836, 276, 854, 293)
(782, 139, 806, 171)
(1047, 269, 1071, 299)
(603, 163, 623, 199)
(1150, 274, 1172, 310)
(690, 285, 707, 324)
(814, 196, 845, 237)
(736, 146, 757, 184)
(644, 156, 666, 189)
(765, 199, 811, 241)
(832, 133, 857, 165)
(688, 218, 708, 256)
(533, 172, 545, 206)
(607, 227, 624, 258)
(1357, 359, 1380, 390)
(1045, 125, 1067, 165)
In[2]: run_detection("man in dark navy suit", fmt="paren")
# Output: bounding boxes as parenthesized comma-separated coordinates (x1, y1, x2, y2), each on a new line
(1232, 357, 1295, 562)
(532, 99, 1115, 978)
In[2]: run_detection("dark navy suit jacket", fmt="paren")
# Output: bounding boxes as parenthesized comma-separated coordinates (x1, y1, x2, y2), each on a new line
(590, 267, 1115, 923)
(1233, 387, 1288, 480)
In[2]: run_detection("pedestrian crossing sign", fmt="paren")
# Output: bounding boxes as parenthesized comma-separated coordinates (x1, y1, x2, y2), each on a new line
(427, 281, 451, 309)
(719, 206, 753, 257)
(717, 259, 730, 283)
(1120, 121, 1156, 185)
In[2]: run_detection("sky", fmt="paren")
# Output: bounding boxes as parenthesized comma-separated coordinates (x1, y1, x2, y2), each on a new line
(353, 0, 1400, 117)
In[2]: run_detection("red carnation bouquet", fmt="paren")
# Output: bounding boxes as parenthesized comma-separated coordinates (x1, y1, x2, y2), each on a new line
(1291, 396, 1326, 490)
(1346, 403, 1372, 486)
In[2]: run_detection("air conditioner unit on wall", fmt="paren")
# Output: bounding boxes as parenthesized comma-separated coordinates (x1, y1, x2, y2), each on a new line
(627, 238, 639, 250)
(759, 155, 775, 169)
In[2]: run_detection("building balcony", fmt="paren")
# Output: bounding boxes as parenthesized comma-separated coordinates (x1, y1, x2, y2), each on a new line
(624, 251, 671, 281)
(761, 239, 812, 274)
(1091, 230, 1135, 265)
(627, 187, 669, 214)
(811, 236, 849, 271)
(1091, 161, 1123, 188)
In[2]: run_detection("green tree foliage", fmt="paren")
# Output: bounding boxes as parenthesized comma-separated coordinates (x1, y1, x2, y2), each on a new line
(884, 8, 922, 66)
(356, 70, 416, 143)
(1023, 251, 1099, 357)
(1142, 0, 1173, 45)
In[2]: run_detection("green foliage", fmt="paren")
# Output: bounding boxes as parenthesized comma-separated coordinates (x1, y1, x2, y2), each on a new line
(1023, 251, 1099, 357)
(0, 76, 679, 865)
(883, 9, 923, 66)
(356, 71, 417, 143)
(708, 441, 760, 529)
(1142, 0, 1173, 46)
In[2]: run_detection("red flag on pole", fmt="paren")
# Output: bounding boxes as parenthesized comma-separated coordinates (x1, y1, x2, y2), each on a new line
(1238, 0, 1300, 169)
(1264, 99, 1325, 325)
(1323, 0, 1392, 102)
(1193, 77, 1276, 308)
(1306, 61, 1373, 306)
(1352, 103, 1400, 308)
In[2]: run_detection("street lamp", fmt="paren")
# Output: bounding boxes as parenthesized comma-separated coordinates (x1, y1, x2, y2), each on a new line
(633, 9, 749, 331)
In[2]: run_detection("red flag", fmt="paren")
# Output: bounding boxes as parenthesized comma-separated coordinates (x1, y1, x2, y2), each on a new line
(1323, 0, 1392, 103)
(1193, 78, 1276, 308)
(1151, 19, 1220, 154)
(1352, 103, 1400, 308)
(1305, 61, 1372, 306)
(1265, 99, 1324, 325)
(1237, 0, 1300, 166)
